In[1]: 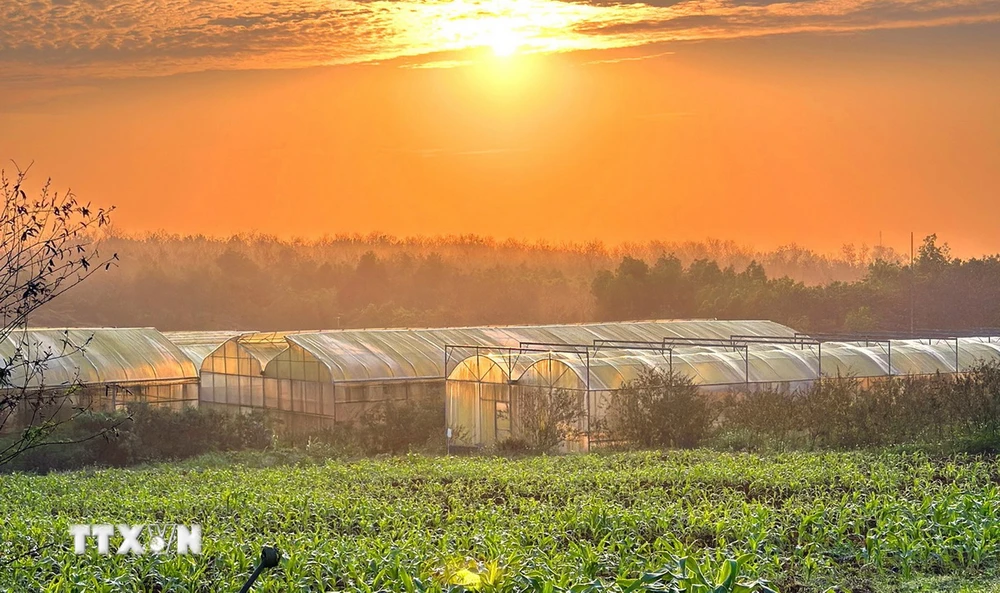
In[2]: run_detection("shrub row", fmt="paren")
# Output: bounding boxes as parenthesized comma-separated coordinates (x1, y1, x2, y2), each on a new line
(0, 405, 272, 473)
(595, 361, 1000, 452)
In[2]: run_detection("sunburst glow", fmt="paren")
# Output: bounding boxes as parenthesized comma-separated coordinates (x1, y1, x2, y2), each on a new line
(487, 26, 524, 57)
(389, 0, 630, 60)
(3, 0, 996, 80)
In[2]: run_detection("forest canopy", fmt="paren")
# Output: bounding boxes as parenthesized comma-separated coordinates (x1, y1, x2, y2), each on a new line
(33, 231, 998, 333)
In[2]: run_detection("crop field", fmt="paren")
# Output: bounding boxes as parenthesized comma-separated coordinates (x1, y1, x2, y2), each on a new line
(3, 451, 1000, 592)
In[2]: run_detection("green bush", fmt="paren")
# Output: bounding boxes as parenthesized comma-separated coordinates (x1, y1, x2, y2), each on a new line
(494, 436, 534, 455)
(358, 394, 447, 454)
(119, 405, 272, 464)
(604, 368, 714, 449)
(508, 387, 585, 453)
(718, 360, 1000, 451)
(273, 395, 447, 457)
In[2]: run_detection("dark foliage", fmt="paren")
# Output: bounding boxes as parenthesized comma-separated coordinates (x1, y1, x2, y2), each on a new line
(0, 405, 272, 473)
(719, 361, 1000, 451)
(284, 394, 447, 456)
(593, 235, 1000, 333)
(603, 368, 715, 449)
(358, 394, 447, 454)
(33, 231, 897, 331)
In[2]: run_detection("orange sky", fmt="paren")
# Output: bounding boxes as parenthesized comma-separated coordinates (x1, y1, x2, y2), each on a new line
(2, 1, 1000, 256)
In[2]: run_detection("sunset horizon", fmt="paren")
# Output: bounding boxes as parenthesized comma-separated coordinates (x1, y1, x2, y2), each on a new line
(3, 1, 1000, 255)
(6, 2, 1000, 587)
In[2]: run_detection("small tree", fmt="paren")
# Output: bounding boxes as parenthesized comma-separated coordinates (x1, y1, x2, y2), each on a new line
(605, 367, 712, 449)
(722, 384, 802, 447)
(510, 387, 585, 453)
(963, 360, 1000, 436)
(359, 394, 446, 454)
(0, 164, 117, 467)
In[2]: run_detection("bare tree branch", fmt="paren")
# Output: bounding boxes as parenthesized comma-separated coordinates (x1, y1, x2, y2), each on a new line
(0, 164, 116, 468)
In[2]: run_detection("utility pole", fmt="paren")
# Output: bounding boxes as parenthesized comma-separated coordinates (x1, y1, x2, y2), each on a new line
(909, 231, 915, 335)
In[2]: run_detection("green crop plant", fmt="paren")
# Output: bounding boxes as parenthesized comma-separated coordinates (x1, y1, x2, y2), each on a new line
(2, 451, 1000, 592)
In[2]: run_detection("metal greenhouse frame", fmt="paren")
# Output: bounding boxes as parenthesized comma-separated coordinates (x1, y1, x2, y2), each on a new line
(227, 320, 799, 430)
(444, 331, 1000, 451)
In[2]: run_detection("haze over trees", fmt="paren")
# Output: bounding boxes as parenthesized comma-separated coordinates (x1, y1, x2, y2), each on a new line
(28, 230, 909, 331)
(32, 231, 998, 333)
(593, 234, 1000, 332)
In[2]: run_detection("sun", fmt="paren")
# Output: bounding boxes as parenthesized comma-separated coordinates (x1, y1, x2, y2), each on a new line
(437, 10, 528, 59)
(395, 0, 603, 66)
(488, 27, 523, 58)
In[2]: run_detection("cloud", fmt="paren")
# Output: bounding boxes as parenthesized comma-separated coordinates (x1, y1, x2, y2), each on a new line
(400, 59, 477, 69)
(386, 147, 529, 158)
(583, 50, 676, 65)
(1, 0, 999, 83)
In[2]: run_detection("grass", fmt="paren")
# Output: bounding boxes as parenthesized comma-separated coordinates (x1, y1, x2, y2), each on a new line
(1, 450, 999, 592)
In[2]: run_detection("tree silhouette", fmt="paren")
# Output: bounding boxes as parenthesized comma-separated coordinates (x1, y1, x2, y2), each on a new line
(0, 164, 118, 466)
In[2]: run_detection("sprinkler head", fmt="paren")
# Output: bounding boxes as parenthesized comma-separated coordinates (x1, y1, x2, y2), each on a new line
(260, 546, 280, 569)
(237, 546, 282, 593)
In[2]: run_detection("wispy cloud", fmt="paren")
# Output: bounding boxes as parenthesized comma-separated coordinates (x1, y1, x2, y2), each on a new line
(583, 50, 676, 65)
(399, 59, 477, 69)
(1, 0, 999, 82)
(387, 147, 530, 158)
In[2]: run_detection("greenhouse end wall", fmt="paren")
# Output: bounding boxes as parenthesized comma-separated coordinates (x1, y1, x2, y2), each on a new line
(201, 336, 446, 430)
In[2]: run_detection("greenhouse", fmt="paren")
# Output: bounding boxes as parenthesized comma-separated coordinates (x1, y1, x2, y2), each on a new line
(162, 330, 248, 369)
(198, 332, 297, 411)
(253, 320, 794, 425)
(0, 328, 200, 427)
(445, 334, 1000, 450)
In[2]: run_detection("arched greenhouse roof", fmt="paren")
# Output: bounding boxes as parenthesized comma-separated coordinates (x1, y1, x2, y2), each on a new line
(505, 337, 1000, 391)
(270, 320, 796, 383)
(446, 354, 515, 383)
(199, 331, 314, 377)
(1, 328, 199, 389)
(236, 332, 301, 367)
(512, 349, 753, 391)
(162, 330, 249, 369)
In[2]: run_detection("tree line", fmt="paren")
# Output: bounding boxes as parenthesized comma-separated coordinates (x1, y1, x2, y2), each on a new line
(593, 234, 1000, 332)
(32, 230, 921, 332)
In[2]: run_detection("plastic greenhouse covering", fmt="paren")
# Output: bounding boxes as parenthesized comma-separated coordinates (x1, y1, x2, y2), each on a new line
(449, 337, 1000, 390)
(1, 328, 199, 389)
(162, 331, 249, 369)
(237, 332, 301, 370)
(201, 332, 305, 375)
(267, 320, 796, 383)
